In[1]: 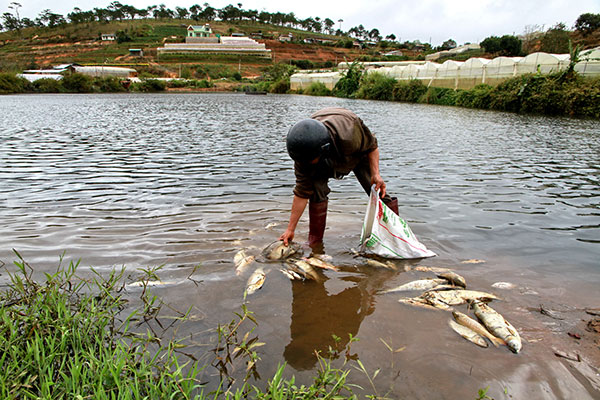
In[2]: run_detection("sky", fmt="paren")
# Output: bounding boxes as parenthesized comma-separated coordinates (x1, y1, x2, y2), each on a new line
(3, 0, 599, 46)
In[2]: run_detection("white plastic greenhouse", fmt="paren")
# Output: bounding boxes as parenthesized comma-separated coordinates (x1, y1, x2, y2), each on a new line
(291, 48, 600, 91)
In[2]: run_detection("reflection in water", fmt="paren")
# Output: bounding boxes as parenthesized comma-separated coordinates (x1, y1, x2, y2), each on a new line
(284, 266, 396, 370)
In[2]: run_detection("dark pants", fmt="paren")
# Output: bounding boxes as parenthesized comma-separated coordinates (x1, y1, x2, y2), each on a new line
(309, 156, 393, 205)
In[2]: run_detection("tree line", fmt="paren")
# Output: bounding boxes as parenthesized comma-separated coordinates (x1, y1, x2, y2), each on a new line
(0, 1, 397, 43)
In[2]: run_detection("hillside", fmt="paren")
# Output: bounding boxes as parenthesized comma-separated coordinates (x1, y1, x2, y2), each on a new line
(0, 19, 380, 78)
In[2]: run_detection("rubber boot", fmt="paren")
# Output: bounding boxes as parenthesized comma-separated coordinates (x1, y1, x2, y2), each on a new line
(384, 197, 399, 216)
(308, 200, 328, 246)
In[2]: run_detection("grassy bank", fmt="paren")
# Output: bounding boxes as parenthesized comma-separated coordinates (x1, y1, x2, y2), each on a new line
(304, 64, 600, 118)
(0, 253, 360, 399)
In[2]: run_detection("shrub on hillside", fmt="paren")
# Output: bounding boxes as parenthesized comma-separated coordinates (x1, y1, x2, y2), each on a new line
(32, 78, 63, 93)
(333, 61, 363, 98)
(270, 77, 290, 93)
(393, 79, 427, 102)
(62, 73, 93, 93)
(303, 82, 331, 96)
(132, 79, 167, 92)
(0, 73, 31, 94)
(419, 87, 457, 105)
(356, 72, 396, 101)
(455, 84, 493, 109)
(93, 77, 127, 92)
(564, 77, 600, 118)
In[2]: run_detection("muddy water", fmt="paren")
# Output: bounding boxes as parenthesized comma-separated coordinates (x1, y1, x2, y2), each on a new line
(1, 93, 599, 398)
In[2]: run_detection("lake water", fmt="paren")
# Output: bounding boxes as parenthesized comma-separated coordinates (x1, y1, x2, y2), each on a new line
(1, 93, 599, 398)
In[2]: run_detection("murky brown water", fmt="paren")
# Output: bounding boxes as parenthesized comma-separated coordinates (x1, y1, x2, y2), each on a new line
(1, 93, 599, 398)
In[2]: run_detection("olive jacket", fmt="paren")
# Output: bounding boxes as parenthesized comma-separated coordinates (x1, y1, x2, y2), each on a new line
(293, 108, 378, 199)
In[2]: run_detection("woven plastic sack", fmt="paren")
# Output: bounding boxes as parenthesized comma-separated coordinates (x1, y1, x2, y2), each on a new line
(359, 185, 436, 259)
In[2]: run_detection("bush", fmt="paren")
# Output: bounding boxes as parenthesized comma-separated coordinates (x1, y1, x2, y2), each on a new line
(270, 77, 290, 94)
(32, 78, 63, 93)
(166, 79, 188, 88)
(192, 79, 213, 88)
(291, 59, 315, 70)
(93, 77, 127, 92)
(356, 72, 396, 101)
(132, 79, 167, 92)
(392, 79, 427, 102)
(455, 84, 493, 109)
(61, 73, 93, 93)
(303, 82, 331, 96)
(0, 73, 31, 94)
(563, 77, 600, 118)
(419, 86, 457, 105)
(333, 61, 363, 98)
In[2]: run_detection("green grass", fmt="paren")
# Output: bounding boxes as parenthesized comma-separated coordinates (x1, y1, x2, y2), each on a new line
(0, 252, 360, 399)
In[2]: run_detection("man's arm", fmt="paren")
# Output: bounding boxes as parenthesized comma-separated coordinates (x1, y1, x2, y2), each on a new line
(367, 148, 386, 198)
(279, 195, 309, 245)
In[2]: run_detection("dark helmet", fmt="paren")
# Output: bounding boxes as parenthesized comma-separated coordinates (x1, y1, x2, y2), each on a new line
(286, 119, 332, 163)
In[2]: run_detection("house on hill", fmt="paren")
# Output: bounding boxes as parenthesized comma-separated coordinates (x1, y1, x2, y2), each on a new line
(187, 24, 212, 38)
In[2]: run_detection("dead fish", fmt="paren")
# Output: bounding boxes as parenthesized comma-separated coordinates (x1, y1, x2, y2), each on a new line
(234, 250, 255, 276)
(449, 319, 488, 348)
(265, 222, 279, 229)
(381, 278, 447, 294)
(366, 259, 396, 269)
(280, 268, 303, 281)
(437, 271, 466, 288)
(421, 289, 499, 307)
(304, 256, 339, 271)
(491, 281, 516, 290)
(539, 304, 564, 320)
(398, 297, 442, 311)
(472, 300, 522, 353)
(263, 241, 301, 261)
(412, 266, 451, 273)
(425, 284, 463, 292)
(461, 259, 485, 264)
(126, 280, 179, 288)
(246, 267, 266, 295)
(452, 311, 505, 347)
(290, 260, 320, 281)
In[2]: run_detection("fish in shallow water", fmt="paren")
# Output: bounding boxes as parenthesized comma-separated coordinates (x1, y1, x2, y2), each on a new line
(420, 289, 499, 308)
(452, 311, 505, 347)
(472, 300, 522, 353)
(263, 241, 301, 261)
(289, 260, 320, 281)
(234, 250, 255, 276)
(437, 271, 466, 288)
(304, 256, 339, 271)
(366, 259, 396, 269)
(246, 267, 266, 295)
(412, 265, 451, 273)
(449, 320, 488, 348)
(398, 297, 442, 311)
(280, 268, 303, 280)
(381, 278, 448, 294)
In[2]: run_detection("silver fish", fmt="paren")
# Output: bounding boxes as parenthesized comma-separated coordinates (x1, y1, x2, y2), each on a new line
(246, 267, 266, 295)
(449, 320, 488, 348)
(412, 266, 451, 273)
(304, 256, 339, 271)
(381, 278, 448, 294)
(452, 311, 504, 347)
(437, 271, 466, 288)
(472, 301, 522, 353)
(263, 241, 301, 261)
(366, 259, 396, 269)
(234, 250, 255, 276)
(421, 289, 499, 307)
(291, 260, 320, 281)
(398, 297, 442, 311)
(280, 268, 303, 281)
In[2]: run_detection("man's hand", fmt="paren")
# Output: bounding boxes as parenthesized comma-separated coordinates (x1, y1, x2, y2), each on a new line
(279, 228, 295, 246)
(371, 173, 386, 198)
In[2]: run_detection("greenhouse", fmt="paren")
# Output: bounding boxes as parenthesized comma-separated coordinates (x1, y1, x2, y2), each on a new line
(515, 52, 570, 75)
